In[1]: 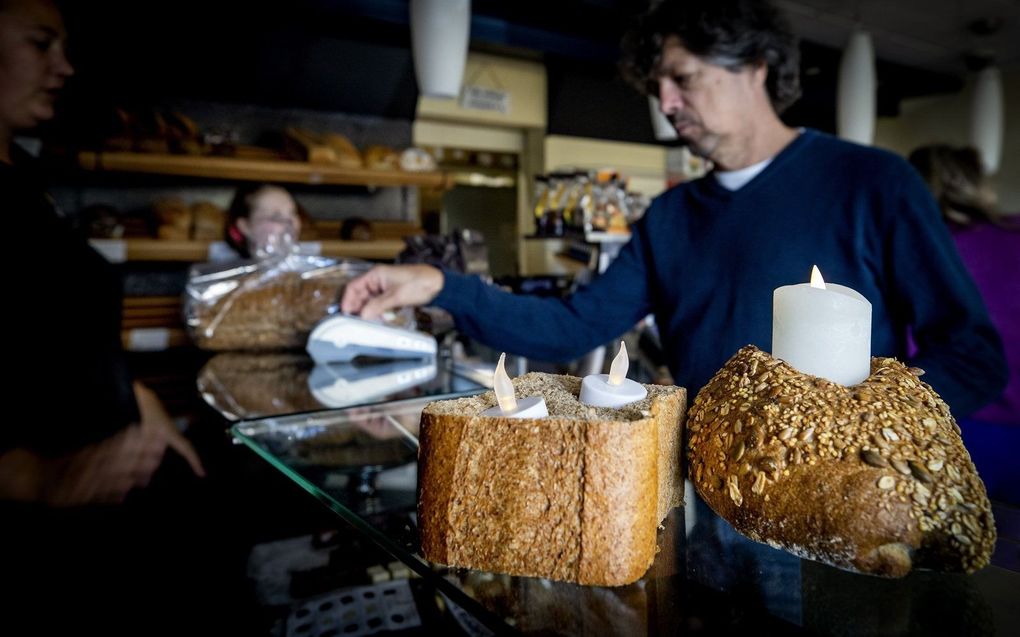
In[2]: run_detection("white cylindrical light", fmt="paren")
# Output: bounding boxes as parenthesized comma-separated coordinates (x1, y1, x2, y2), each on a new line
(969, 67, 1004, 175)
(836, 30, 876, 145)
(648, 96, 678, 141)
(410, 0, 471, 99)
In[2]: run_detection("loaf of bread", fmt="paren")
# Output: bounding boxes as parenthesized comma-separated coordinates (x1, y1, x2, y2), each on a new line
(188, 267, 355, 351)
(153, 197, 192, 233)
(688, 345, 995, 577)
(323, 133, 363, 169)
(191, 201, 225, 241)
(418, 372, 686, 586)
(363, 145, 399, 170)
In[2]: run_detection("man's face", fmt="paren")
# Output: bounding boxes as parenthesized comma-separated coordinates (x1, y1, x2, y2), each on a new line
(0, 0, 73, 132)
(655, 36, 765, 162)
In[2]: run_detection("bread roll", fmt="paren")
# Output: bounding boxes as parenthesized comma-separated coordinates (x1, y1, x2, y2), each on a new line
(153, 197, 191, 231)
(362, 145, 399, 170)
(285, 127, 338, 165)
(418, 372, 686, 586)
(688, 345, 995, 577)
(191, 201, 225, 240)
(322, 133, 363, 169)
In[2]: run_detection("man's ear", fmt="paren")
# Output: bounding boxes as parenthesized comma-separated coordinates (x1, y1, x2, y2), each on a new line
(751, 60, 768, 88)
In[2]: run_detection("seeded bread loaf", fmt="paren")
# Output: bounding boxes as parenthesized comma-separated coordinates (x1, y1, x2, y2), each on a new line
(418, 372, 686, 586)
(688, 346, 995, 577)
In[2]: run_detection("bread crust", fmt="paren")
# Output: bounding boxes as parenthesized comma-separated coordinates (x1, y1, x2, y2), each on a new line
(688, 346, 996, 577)
(417, 372, 686, 586)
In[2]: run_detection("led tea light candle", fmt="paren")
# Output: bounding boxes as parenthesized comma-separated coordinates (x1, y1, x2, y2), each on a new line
(579, 341, 648, 408)
(772, 265, 872, 386)
(480, 353, 549, 418)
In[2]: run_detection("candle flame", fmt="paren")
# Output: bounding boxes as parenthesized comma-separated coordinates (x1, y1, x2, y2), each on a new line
(608, 341, 629, 386)
(810, 265, 826, 290)
(493, 353, 518, 413)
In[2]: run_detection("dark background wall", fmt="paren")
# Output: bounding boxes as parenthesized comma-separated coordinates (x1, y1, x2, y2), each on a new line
(52, 0, 962, 146)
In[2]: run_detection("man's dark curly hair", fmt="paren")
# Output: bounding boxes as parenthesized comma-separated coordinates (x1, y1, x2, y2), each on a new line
(620, 0, 802, 114)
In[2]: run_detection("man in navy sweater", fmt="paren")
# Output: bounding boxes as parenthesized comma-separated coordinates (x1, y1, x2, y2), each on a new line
(342, 0, 1007, 418)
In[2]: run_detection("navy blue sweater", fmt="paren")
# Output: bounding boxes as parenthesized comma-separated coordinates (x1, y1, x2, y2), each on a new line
(434, 129, 1008, 416)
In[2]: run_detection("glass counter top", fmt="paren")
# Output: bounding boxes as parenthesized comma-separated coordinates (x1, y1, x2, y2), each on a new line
(232, 398, 1020, 636)
(199, 352, 484, 421)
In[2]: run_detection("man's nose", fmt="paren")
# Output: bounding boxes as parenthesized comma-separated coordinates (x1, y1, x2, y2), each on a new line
(52, 45, 74, 78)
(657, 78, 684, 115)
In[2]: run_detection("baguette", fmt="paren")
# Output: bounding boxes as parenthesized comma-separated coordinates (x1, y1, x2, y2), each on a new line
(688, 345, 995, 577)
(418, 372, 686, 586)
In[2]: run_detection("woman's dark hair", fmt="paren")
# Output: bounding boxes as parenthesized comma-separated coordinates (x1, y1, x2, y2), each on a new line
(224, 183, 309, 257)
(620, 0, 802, 114)
(908, 145, 1012, 229)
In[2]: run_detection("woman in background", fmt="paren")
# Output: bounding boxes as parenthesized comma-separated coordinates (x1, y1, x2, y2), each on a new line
(910, 144, 1019, 502)
(221, 182, 305, 259)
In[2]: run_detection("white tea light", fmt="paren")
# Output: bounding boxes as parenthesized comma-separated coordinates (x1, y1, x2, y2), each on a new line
(579, 341, 648, 408)
(481, 353, 548, 418)
(772, 265, 872, 386)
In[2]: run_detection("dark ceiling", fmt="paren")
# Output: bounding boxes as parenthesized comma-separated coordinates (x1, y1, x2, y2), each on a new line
(53, 0, 963, 145)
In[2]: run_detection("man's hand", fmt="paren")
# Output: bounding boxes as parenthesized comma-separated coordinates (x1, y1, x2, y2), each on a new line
(340, 264, 444, 320)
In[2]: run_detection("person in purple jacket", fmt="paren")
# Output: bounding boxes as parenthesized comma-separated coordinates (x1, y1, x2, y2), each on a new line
(910, 144, 1019, 501)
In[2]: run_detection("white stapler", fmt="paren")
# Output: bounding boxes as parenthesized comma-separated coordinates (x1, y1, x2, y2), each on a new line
(306, 314, 437, 364)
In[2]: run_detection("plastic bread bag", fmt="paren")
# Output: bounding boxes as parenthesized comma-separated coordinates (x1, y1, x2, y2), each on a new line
(185, 239, 413, 351)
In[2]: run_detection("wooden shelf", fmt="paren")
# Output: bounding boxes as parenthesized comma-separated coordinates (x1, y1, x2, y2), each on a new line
(90, 238, 405, 262)
(79, 151, 453, 188)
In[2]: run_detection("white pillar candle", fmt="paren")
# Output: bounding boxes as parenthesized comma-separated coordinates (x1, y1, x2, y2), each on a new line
(579, 341, 648, 408)
(480, 353, 548, 418)
(772, 266, 872, 386)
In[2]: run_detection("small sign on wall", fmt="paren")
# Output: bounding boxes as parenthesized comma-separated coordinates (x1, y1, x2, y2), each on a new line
(459, 86, 510, 114)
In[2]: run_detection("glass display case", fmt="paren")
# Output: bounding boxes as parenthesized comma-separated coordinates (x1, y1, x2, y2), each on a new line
(232, 398, 1020, 635)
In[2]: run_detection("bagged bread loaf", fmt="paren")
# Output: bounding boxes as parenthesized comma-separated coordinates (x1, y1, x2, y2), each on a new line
(418, 372, 686, 586)
(688, 345, 995, 577)
(185, 254, 374, 351)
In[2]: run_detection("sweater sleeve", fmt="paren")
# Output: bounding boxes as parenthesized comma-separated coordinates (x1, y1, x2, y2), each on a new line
(884, 168, 1008, 416)
(432, 214, 657, 363)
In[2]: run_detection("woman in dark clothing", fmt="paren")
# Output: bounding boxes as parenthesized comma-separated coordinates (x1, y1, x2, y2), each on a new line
(0, 2, 237, 633)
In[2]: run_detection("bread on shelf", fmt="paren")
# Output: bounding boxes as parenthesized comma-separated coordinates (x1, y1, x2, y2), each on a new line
(153, 197, 192, 240)
(191, 201, 225, 241)
(362, 145, 399, 171)
(688, 345, 995, 577)
(322, 133, 363, 169)
(417, 372, 686, 586)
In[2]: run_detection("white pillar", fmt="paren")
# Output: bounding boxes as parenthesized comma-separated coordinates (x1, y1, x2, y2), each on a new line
(410, 0, 471, 99)
(969, 67, 1004, 175)
(837, 30, 876, 145)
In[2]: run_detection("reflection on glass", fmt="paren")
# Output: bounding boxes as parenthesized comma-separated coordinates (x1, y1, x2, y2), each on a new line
(309, 359, 438, 408)
(199, 353, 454, 420)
